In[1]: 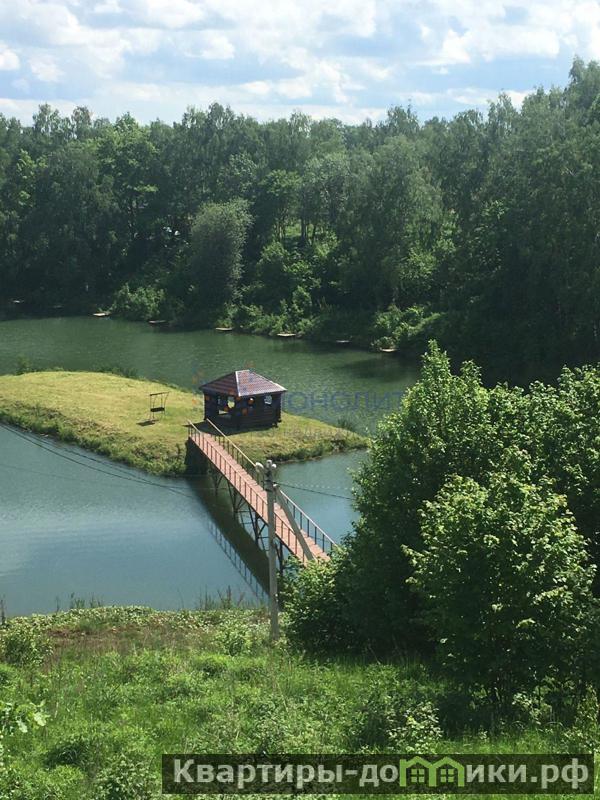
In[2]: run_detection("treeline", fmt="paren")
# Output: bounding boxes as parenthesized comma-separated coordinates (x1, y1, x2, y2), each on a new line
(285, 342, 600, 719)
(2, 58, 600, 378)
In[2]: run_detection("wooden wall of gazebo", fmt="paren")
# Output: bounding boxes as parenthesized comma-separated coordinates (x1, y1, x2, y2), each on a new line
(200, 370, 286, 430)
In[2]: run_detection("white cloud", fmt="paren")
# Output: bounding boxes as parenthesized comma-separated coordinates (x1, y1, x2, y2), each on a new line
(398, 85, 530, 113)
(241, 80, 271, 97)
(454, 24, 560, 63)
(0, 96, 78, 118)
(418, 0, 600, 65)
(439, 30, 471, 65)
(30, 55, 63, 82)
(2, 0, 600, 125)
(88, 78, 386, 123)
(198, 32, 235, 61)
(446, 87, 495, 106)
(0, 44, 20, 71)
(505, 89, 529, 108)
(360, 61, 393, 82)
(0, 2, 163, 80)
(126, 0, 205, 29)
(12, 77, 30, 92)
(93, 0, 122, 12)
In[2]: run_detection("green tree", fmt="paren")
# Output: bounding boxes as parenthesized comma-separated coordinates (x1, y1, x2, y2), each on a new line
(300, 152, 349, 243)
(286, 343, 528, 652)
(252, 242, 317, 311)
(526, 365, 600, 574)
(255, 170, 300, 241)
(186, 199, 252, 315)
(18, 141, 117, 302)
(409, 469, 595, 707)
(340, 136, 443, 308)
(97, 114, 159, 250)
(0, 149, 38, 296)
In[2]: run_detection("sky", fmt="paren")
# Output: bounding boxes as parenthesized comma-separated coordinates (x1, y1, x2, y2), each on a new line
(0, 0, 598, 126)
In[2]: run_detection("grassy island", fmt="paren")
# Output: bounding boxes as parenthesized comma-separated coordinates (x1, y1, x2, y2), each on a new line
(0, 370, 367, 474)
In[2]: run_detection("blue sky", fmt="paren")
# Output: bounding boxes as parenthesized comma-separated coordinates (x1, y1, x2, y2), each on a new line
(0, 0, 597, 125)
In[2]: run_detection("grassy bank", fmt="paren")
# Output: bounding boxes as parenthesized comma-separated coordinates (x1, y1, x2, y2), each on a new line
(0, 371, 367, 474)
(0, 607, 592, 800)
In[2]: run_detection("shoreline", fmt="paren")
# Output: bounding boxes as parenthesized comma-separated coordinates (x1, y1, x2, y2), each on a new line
(0, 307, 422, 358)
(0, 370, 368, 476)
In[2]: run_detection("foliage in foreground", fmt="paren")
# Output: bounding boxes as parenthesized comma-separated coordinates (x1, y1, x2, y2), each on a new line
(285, 343, 600, 707)
(409, 469, 594, 708)
(1, 608, 598, 800)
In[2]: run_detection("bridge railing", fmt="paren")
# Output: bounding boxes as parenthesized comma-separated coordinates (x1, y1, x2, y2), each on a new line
(187, 419, 337, 558)
(277, 487, 337, 556)
(203, 418, 264, 486)
(187, 420, 267, 522)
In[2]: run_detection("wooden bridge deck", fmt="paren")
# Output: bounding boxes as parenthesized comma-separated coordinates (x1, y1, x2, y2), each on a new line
(188, 430, 329, 563)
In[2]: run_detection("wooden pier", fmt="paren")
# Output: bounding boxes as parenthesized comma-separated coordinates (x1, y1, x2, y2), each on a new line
(187, 421, 334, 565)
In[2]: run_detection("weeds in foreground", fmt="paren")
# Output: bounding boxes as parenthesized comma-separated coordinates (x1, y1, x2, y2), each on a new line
(0, 607, 596, 800)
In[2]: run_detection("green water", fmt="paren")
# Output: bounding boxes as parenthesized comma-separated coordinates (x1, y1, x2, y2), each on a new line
(0, 317, 419, 614)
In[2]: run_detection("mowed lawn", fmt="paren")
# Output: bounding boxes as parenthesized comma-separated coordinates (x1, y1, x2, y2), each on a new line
(0, 370, 367, 474)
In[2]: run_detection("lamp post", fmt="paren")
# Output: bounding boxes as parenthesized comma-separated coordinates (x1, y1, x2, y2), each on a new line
(262, 459, 280, 641)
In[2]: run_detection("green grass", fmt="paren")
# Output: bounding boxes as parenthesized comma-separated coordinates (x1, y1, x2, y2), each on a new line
(0, 371, 367, 475)
(0, 608, 592, 800)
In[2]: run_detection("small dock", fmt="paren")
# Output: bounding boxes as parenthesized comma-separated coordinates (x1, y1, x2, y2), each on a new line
(187, 422, 333, 564)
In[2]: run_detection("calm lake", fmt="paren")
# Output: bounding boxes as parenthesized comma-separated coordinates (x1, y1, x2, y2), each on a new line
(0, 317, 419, 615)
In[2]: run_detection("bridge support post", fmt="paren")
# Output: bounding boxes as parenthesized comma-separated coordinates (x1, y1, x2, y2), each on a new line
(264, 459, 280, 642)
(185, 438, 207, 476)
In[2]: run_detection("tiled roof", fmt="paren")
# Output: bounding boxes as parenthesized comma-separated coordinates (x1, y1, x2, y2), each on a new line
(200, 369, 286, 397)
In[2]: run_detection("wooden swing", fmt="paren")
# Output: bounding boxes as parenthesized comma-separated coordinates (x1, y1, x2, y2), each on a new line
(148, 391, 169, 423)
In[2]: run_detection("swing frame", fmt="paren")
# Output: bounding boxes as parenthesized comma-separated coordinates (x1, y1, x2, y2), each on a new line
(148, 391, 169, 423)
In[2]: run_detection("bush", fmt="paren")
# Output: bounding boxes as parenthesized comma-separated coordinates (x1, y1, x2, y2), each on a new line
(372, 305, 442, 352)
(7, 765, 85, 800)
(294, 341, 526, 652)
(0, 700, 48, 737)
(191, 653, 231, 677)
(213, 613, 265, 656)
(285, 343, 600, 670)
(0, 663, 16, 688)
(1, 700, 48, 797)
(349, 671, 442, 751)
(15, 356, 36, 375)
(284, 556, 357, 653)
(30, 766, 83, 799)
(560, 686, 600, 751)
(96, 753, 155, 800)
(45, 731, 101, 771)
(158, 671, 202, 701)
(408, 468, 595, 707)
(0, 624, 52, 668)
(111, 283, 165, 321)
(526, 365, 600, 570)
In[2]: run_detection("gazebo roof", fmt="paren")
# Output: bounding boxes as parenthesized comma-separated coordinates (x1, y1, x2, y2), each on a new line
(200, 369, 286, 398)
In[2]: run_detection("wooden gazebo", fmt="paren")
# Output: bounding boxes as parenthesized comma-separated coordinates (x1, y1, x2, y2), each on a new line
(200, 369, 286, 430)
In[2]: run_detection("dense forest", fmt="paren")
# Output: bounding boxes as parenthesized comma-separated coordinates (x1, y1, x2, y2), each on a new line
(1, 58, 600, 379)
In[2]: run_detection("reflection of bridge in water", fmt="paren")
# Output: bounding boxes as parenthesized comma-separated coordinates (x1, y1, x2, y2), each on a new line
(203, 516, 266, 602)
(187, 420, 336, 572)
